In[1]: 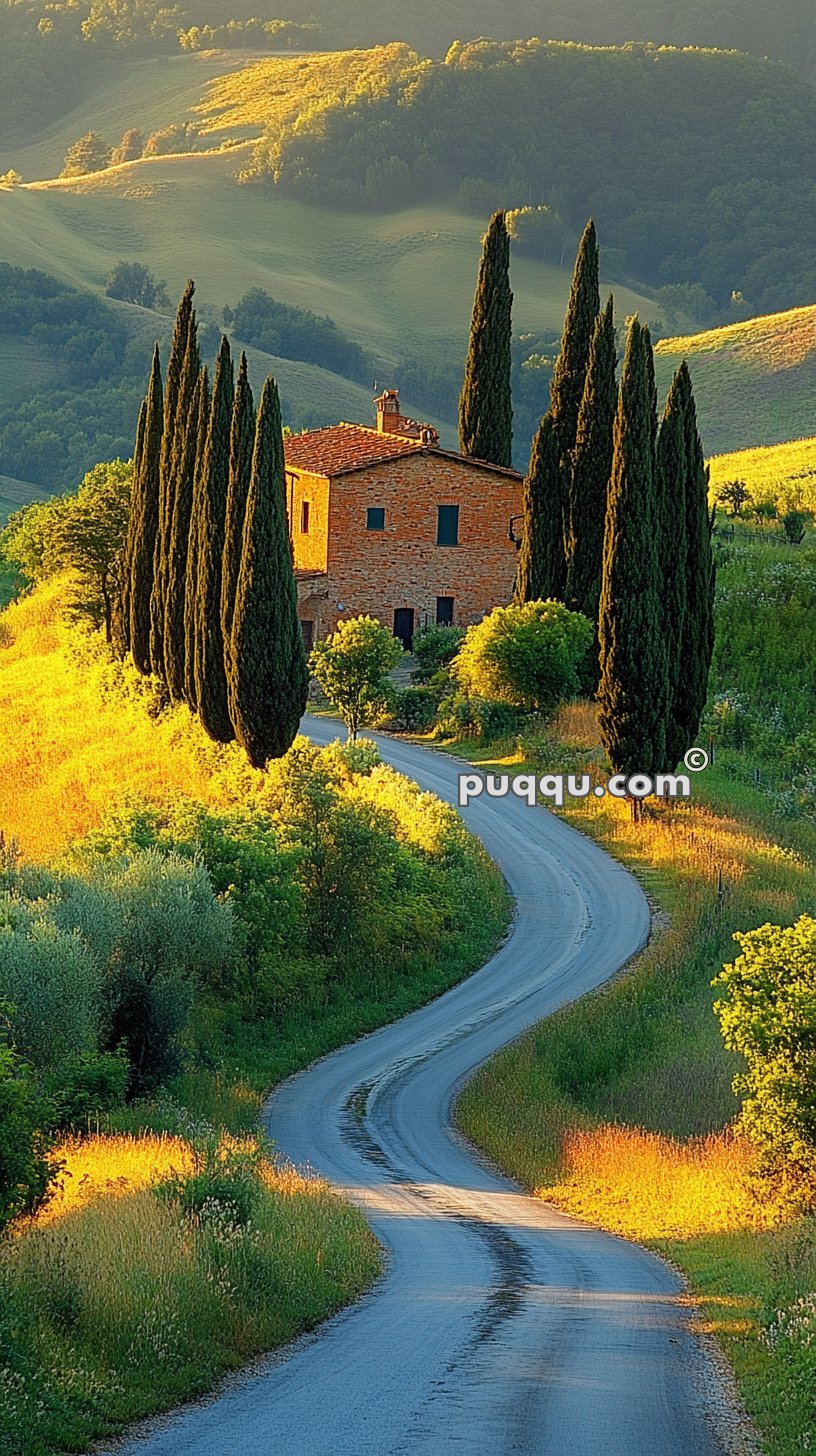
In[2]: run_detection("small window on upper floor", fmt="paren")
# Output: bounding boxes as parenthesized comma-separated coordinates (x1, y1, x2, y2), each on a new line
(367, 507, 385, 531)
(436, 504, 459, 547)
(300, 500, 310, 534)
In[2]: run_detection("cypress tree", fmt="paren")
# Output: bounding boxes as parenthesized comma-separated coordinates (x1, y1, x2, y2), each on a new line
(674, 365, 716, 761)
(598, 319, 668, 791)
(120, 397, 146, 656)
(565, 294, 617, 617)
(550, 219, 600, 460)
(150, 280, 196, 680)
(163, 357, 205, 703)
(656, 367, 690, 771)
(228, 376, 309, 768)
(222, 353, 255, 720)
(184, 366, 212, 710)
(128, 346, 163, 675)
(515, 414, 566, 603)
(458, 211, 513, 468)
(191, 335, 234, 741)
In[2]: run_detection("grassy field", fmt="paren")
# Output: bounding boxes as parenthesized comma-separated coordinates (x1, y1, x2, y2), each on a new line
(708, 436, 816, 515)
(5, 51, 266, 182)
(656, 305, 816, 457)
(0, 156, 657, 368)
(0, 472, 50, 530)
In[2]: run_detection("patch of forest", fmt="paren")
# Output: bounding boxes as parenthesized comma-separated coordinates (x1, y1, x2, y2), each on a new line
(242, 39, 816, 315)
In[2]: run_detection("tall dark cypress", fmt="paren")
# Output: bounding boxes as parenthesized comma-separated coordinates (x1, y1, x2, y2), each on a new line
(191, 336, 234, 742)
(129, 346, 163, 675)
(515, 414, 567, 604)
(550, 219, 600, 460)
(184, 367, 212, 710)
(674, 365, 715, 761)
(565, 294, 617, 617)
(458, 211, 513, 468)
(150, 281, 196, 679)
(598, 319, 668, 784)
(222, 353, 255, 723)
(228, 376, 309, 768)
(120, 397, 146, 656)
(656, 367, 689, 772)
(163, 357, 205, 703)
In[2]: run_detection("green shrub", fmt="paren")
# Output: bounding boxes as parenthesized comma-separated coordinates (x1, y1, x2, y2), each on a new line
(472, 698, 522, 741)
(0, 920, 103, 1073)
(454, 601, 593, 715)
(0, 1033, 53, 1231)
(713, 915, 816, 1204)
(391, 685, 439, 732)
(47, 1050, 130, 1131)
(412, 624, 465, 683)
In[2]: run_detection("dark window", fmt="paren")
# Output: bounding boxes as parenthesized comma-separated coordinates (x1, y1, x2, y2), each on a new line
(300, 620, 314, 652)
(436, 596, 454, 626)
(300, 500, 310, 534)
(367, 507, 385, 531)
(437, 504, 459, 546)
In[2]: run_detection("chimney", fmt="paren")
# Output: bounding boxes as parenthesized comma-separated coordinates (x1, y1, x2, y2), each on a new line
(374, 388, 403, 434)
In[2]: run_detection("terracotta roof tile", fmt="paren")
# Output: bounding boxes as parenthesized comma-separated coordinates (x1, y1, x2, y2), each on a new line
(284, 424, 421, 476)
(284, 423, 522, 481)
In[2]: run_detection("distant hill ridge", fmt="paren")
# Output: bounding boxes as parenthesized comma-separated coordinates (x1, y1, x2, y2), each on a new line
(656, 305, 816, 457)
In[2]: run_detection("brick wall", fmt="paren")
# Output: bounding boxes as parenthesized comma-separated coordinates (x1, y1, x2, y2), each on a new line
(292, 451, 523, 641)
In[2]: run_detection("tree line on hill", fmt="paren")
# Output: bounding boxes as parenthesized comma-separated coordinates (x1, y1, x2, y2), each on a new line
(120, 283, 308, 766)
(460, 214, 715, 807)
(247, 39, 816, 317)
(0, 264, 376, 489)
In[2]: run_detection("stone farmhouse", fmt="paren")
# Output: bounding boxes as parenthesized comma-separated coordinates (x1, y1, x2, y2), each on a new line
(284, 389, 523, 650)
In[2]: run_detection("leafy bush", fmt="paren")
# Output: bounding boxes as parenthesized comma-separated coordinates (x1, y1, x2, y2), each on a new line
(0, 1033, 53, 1231)
(47, 1050, 130, 1132)
(390, 685, 438, 732)
(713, 915, 816, 1205)
(783, 509, 808, 545)
(472, 698, 522, 741)
(412, 624, 465, 683)
(453, 600, 593, 715)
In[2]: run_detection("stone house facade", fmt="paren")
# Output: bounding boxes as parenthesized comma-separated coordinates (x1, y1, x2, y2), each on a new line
(284, 391, 523, 649)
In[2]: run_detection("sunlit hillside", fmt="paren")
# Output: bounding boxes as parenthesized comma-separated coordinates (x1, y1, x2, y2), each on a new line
(193, 43, 424, 145)
(4, 50, 260, 183)
(708, 436, 816, 515)
(0, 579, 221, 856)
(656, 305, 816, 456)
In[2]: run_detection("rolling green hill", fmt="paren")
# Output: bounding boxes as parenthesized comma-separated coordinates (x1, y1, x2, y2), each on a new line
(2, 155, 654, 360)
(655, 306, 816, 457)
(0, 474, 50, 528)
(4, 50, 257, 183)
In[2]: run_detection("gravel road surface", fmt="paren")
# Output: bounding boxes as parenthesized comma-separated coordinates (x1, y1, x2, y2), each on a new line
(114, 720, 731, 1456)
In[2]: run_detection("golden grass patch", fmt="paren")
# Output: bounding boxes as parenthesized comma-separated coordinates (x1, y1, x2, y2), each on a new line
(538, 1126, 775, 1241)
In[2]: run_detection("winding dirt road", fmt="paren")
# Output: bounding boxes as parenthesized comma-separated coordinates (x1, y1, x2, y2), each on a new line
(116, 721, 732, 1456)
